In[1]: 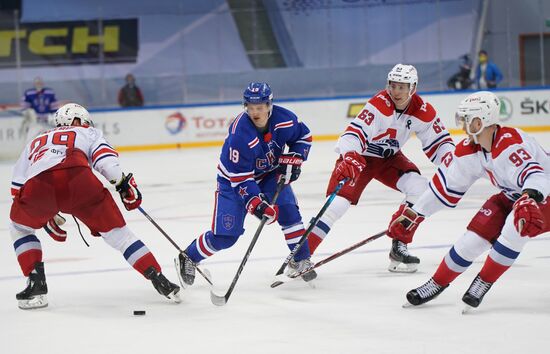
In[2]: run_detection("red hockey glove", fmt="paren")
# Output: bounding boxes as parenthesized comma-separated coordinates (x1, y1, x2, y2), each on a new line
(513, 194, 545, 237)
(115, 173, 142, 211)
(246, 194, 278, 224)
(387, 203, 425, 243)
(277, 153, 303, 185)
(43, 214, 67, 242)
(334, 151, 366, 184)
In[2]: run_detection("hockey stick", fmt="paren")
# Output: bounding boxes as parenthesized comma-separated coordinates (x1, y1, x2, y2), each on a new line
(286, 229, 387, 279)
(137, 206, 213, 286)
(210, 179, 286, 306)
(270, 178, 348, 288)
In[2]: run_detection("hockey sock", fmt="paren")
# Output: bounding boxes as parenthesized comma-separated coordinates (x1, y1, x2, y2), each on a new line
(308, 220, 330, 254)
(307, 195, 351, 254)
(432, 246, 471, 286)
(185, 231, 237, 263)
(10, 223, 42, 276)
(101, 226, 161, 276)
(478, 240, 520, 283)
(282, 223, 310, 261)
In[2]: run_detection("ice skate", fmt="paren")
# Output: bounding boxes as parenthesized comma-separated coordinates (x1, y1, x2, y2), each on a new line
(404, 277, 448, 307)
(388, 239, 420, 273)
(461, 274, 493, 314)
(144, 267, 181, 303)
(287, 258, 317, 282)
(16, 262, 48, 310)
(175, 252, 196, 287)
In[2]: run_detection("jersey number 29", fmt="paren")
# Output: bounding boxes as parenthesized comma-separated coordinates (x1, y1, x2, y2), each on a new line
(29, 131, 76, 163)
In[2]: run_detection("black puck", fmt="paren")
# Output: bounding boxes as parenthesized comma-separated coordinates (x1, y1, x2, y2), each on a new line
(133, 310, 146, 316)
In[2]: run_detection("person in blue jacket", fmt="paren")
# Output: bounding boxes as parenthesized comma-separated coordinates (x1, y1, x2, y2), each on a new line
(475, 50, 503, 89)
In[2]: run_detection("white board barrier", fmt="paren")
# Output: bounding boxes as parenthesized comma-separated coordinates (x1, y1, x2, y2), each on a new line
(1, 88, 549, 159)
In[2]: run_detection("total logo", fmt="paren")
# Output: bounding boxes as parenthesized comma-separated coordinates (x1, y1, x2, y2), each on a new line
(165, 112, 233, 136)
(165, 112, 187, 135)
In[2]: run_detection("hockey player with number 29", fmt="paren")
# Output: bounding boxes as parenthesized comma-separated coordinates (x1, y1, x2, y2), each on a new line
(391, 91, 550, 312)
(9, 103, 180, 309)
(176, 82, 316, 285)
(307, 64, 455, 272)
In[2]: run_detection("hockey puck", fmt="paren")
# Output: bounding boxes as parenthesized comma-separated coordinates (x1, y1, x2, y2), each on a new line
(133, 310, 146, 316)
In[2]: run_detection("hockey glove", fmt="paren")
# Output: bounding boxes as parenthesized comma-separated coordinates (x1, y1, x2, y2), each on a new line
(43, 214, 67, 242)
(334, 151, 366, 184)
(366, 138, 400, 158)
(115, 173, 142, 211)
(246, 194, 278, 224)
(513, 194, 545, 237)
(277, 152, 303, 185)
(387, 203, 425, 244)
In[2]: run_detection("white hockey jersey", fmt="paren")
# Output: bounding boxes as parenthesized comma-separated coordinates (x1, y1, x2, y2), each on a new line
(10, 126, 122, 197)
(414, 126, 550, 217)
(337, 90, 455, 165)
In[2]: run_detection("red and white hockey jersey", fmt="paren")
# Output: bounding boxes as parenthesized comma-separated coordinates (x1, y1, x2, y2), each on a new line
(11, 126, 122, 196)
(337, 90, 455, 165)
(414, 126, 550, 217)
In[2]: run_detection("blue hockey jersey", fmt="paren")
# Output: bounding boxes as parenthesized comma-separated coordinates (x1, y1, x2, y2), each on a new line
(217, 105, 312, 205)
(21, 87, 58, 120)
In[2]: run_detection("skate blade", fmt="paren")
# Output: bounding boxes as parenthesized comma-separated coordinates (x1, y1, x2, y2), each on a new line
(168, 287, 182, 304)
(461, 305, 474, 315)
(402, 302, 415, 308)
(388, 262, 418, 273)
(18, 295, 48, 310)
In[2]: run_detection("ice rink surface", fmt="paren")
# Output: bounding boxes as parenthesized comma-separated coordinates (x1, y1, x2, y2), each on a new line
(1, 135, 549, 354)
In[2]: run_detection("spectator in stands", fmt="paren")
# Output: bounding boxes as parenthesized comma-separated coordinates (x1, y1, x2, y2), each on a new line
(447, 54, 472, 91)
(118, 74, 144, 107)
(475, 50, 503, 89)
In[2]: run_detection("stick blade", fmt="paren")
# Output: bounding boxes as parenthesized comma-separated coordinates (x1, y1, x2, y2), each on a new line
(210, 290, 228, 306)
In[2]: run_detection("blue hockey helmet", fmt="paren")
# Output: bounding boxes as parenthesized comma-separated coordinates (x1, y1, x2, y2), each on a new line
(243, 82, 273, 106)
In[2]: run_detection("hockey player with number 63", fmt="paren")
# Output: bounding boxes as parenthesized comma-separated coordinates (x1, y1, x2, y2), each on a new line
(307, 64, 455, 272)
(9, 103, 180, 309)
(176, 82, 316, 286)
(391, 91, 550, 312)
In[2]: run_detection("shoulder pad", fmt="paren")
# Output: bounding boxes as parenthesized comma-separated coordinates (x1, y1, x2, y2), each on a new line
(407, 94, 437, 123)
(455, 138, 481, 157)
(491, 126, 523, 158)
(368, 90, 394, 116)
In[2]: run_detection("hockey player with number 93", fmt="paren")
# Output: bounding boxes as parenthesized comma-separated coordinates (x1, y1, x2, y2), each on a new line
(9, 103, 181, 309)
(176, 82, 317, 286)
(391, 91, 550, 312)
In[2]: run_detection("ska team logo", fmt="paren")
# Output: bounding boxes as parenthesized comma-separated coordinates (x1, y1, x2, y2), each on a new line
(165, 112, 187, 135)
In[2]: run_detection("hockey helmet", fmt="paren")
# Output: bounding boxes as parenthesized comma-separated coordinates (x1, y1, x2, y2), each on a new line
(243, 82, 273, 106)
(387, 64, 418, 97)
(55, 103, 93, 127)
(455, 91, 500, 136)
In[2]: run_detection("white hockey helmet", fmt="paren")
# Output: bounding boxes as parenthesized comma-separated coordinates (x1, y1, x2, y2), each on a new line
(54, 103, 93, 127)
(387, 64, 418, 97)
(455, 91, 500, 136)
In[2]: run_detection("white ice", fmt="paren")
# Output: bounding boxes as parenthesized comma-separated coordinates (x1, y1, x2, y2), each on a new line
(1, 135, 549, 354)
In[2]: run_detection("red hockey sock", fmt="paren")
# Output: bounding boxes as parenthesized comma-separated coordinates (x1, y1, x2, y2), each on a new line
(18, 249, 43, 276)
(308, 233, 323, 254)
(133, 252, 161, 276)
(478, 256, 509, 283)
(432, 259, 461, 287)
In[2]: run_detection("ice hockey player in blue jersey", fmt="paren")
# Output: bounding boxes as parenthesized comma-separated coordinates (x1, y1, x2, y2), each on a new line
(21, 77, 58, 122)
(176, 82, 317, 286)
(20, 77, 59, 141)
